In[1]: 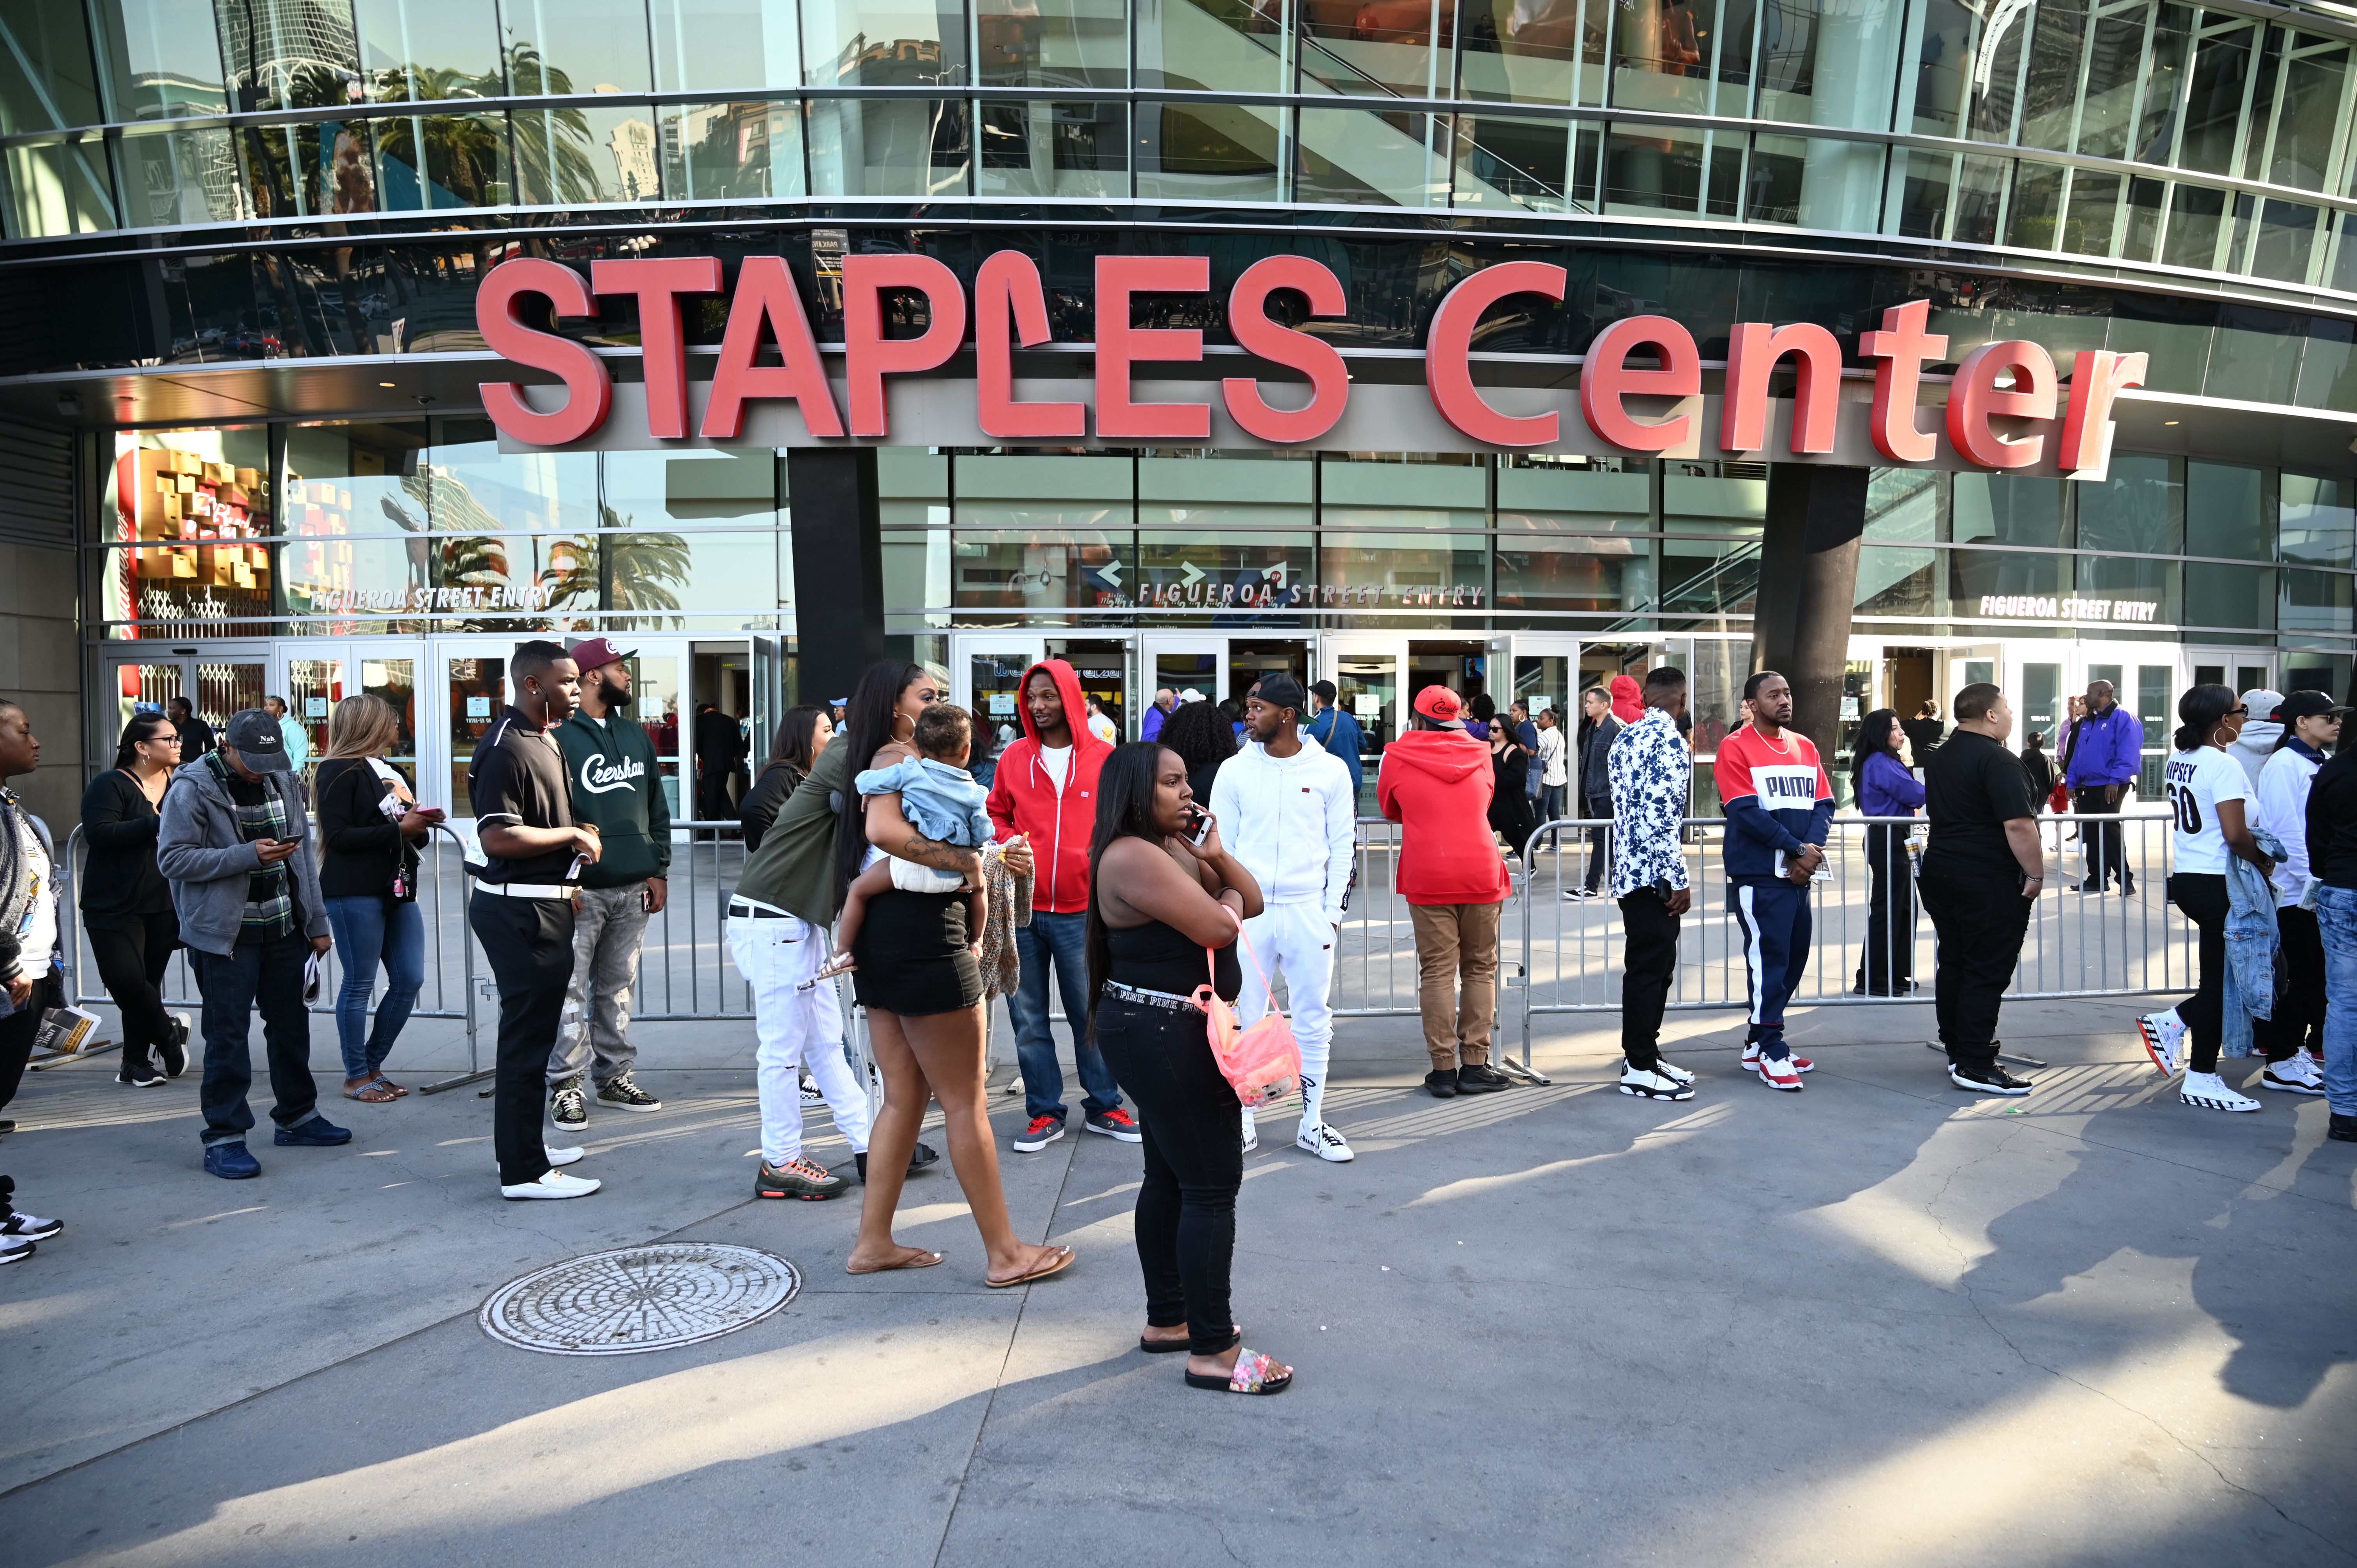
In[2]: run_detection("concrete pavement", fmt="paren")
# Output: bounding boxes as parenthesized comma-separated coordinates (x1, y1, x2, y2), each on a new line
(2, 996, 2351, 1566)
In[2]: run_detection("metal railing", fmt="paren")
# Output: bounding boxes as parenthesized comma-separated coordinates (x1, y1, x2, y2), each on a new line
(1512, 810, 2186, 1071)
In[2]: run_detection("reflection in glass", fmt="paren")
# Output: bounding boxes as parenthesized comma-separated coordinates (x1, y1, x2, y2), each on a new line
(1451, 112, 1596, 213)
(2074, 452, 2180, 556)
(808, 98, 970, 195)
(977, 101, 1125, 198)
(355, 0, 501, 101)
(1854, 545, 1934, 617)
(1136, 99, 1282, 201)
(803, 0, 967, 84)
(1301, 0, 1454, 98)
(2184, 564, 2275, 630)
(0, 5, 103, 134)
(217, 0, 361, 114)
(1661, 535, 1756, 615)
(2282, 569, 2355, 635)
(1663, 462, 1765, 533)
(1496, 535, 1650, 612)
(663, 102, 806, 198)
(1137, 0, 1285, 93)
(2280, 473, 2354, 567)
(502, 0, 654, 94)
(1299, 109, 1450, 207)
(1136, 533, 1313, 614)
(651, 0, 802, 92)
(2, 142, 118, 235)
(2178, 21, 2254, 176)
(375, 109, 512, 208)
(1458, 0, 1603, 106)
(1952, 473, 2065, 547)
(952, 531, 1133, 609)
(2061, 170, 2120, 256)
(977, 0, 1127, 88)
(92, 0, 230, 120)
(2267, 39, 2348, 191)
(1498, 456, 1651, 531)
(2186, 461, 2269, 560)
(1318, 532, 1488, 621)
(513, 100, 663, 203)
(1864, 467, 1938, 543)
(2074, 554, 2178, 624)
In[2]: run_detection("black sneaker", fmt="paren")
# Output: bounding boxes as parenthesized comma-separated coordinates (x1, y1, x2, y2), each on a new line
(1423, 1068, 1459, 1098)
(160, 1015, 191, 1077)
(2, 1208, 62, 1241)
(2330, 1113, 2357, 1143)
(1455, 1064, 1511, 1094)
(1950, 1063, 2034, 1095)
(118, 1059, 165, 1088)
(595, 1072, 663, 1113)
(550, 1077, 588, 1132)
(0, 1237, 31, 1265)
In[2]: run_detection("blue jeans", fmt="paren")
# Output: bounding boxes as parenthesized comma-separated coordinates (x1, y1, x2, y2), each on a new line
(325, 895, 426, 1081)
(1011, 909, 1122, 1123)
(2312, 886, 2357, 1114)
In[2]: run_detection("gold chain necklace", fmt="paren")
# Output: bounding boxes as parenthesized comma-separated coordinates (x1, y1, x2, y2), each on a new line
(1753, 724, 1793, 757)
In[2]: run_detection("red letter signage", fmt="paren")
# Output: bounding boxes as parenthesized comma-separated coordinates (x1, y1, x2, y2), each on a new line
(1580, 316, 1701, 452)
(1096, 256, 1211, 440)
(700, 256, 843, 440)
(842, 254, 968, 439)
(477, 258, 612, 447)
(2057, 349, 2149, 473)
(1222, 256, 1350, 444)
(1947, 340, 2059, 469)
(1857, 300, 1949, 463)
(1426, 262, 1565, 446)
(1720, 321, 1842, 455)
(976, 251, 1084, 440)
(590, 256, 721, 441)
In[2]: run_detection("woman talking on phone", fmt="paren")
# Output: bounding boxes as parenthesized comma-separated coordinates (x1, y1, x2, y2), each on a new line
(1088, 743, 1293, 1395)
(315, 695, 441, 1102)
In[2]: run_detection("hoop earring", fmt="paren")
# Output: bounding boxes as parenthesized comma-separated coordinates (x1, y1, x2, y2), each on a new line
(892, 712, 915, 743)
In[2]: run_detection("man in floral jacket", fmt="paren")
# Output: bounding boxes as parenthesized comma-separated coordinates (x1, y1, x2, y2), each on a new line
(1608, 668, 1700, 1102)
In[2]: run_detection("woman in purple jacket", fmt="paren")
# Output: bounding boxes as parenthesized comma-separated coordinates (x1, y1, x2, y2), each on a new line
(1851, 709, 1927, 996)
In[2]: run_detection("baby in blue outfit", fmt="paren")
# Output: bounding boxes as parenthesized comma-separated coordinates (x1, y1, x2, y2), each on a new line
(821, 703, 998, 976)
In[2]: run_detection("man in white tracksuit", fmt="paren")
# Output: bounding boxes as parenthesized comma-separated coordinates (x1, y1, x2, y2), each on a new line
(1212, 674, 1358, 1162)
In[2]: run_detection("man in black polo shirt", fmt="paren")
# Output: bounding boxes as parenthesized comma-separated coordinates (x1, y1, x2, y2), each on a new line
(1918, 681, 2045, 1096)
(469, 640, 605, 1199)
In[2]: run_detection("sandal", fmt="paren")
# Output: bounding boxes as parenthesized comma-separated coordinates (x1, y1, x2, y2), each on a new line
(1186, 1348, 1293, 1395)
(1141, 1324, 1239, 1354)
(845, 1245, 944, 1275)
(371, 1074, 409, 1098)
(985, 1244, 1075, 1289)
(797, 951, 858, 992)
(343, 1078, 398, 1103)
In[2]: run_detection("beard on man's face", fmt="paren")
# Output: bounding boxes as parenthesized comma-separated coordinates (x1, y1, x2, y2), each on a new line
(598, 675, 633, 708)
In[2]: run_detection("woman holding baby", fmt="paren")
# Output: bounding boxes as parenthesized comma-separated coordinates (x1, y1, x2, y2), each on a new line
(836, 660, 1073, 1287)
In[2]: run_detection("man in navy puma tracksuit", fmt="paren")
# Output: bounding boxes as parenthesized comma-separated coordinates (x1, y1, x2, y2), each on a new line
(1714, 671, 1834, 1093)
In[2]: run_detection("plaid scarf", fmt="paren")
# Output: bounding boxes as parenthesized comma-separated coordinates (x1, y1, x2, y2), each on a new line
(204, 750, 295, 940)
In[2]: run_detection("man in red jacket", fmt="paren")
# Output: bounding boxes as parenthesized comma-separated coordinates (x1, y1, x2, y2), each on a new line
(986, 659, 1139, 1151)
(1380, 685, 1515, 1098)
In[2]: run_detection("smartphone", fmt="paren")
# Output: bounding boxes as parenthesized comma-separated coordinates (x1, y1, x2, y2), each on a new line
(1185, 806, 1214, 846)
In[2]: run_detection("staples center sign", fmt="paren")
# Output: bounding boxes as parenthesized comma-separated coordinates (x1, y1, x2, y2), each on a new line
(479, 253, 2143, 476)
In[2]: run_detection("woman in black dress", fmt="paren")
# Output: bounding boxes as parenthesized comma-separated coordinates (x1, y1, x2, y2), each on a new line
(80, 712, 187, 1086)
(1089, 742, 1289, 1393)
(1476, 696, 1538, 864)
(839, 662, 1069, 1287)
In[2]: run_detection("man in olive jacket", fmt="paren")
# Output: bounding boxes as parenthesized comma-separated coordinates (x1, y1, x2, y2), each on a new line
(546, 639, 671, 1130)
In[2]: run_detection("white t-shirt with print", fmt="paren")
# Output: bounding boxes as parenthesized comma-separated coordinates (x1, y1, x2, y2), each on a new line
(2164, 746, 2255, 875)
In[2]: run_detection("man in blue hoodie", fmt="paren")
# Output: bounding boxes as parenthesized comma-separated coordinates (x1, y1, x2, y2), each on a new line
(1714, 671, 1834, 1093)
(2064, 677, 2143, 894)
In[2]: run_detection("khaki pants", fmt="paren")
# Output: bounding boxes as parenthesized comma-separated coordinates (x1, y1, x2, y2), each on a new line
(1410, 901, 1502, 1070)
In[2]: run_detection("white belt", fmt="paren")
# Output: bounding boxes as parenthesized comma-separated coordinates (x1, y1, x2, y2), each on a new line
(474, 882, 575, 900)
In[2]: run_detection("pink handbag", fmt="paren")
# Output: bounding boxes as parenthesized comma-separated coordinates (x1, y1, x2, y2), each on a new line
(1192, 913, 1302, 1107)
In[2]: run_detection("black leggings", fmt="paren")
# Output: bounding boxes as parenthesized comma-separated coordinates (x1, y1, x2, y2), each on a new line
(2171, 872, 2229, 1074)
(87, 912, 180, 1072)
(2262, 904, 2323, 1064)
(1092, 994, 1243, 1358)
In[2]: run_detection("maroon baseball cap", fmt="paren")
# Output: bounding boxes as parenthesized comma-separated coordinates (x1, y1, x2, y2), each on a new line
(565, 636, 634, 673)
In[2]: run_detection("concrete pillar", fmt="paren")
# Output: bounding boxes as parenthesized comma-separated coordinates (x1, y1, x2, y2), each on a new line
(784, 448, 886, 707)
(1751, 464, 1868, 758)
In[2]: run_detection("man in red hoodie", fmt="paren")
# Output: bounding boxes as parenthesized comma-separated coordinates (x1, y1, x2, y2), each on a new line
(1380, 685, 1515, 1098)
(986, 659, 1140, 1151)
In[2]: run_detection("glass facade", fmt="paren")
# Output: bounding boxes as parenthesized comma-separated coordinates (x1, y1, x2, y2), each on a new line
(4, 0, 2353, 296)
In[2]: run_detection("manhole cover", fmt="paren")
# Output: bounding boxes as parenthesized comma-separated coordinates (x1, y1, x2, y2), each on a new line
(479, 1243, 800, 1356)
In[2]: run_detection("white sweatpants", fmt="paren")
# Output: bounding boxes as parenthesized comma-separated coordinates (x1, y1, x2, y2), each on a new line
(726, 913, 873, 1167)
(1237, 899, 1338, 1130)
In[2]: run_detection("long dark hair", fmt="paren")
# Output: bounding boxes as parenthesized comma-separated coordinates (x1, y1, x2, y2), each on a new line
(115, 711, 174, 771)
(2175, 683, 2239, 752)
(767, 704, 825, 772)
(1085, 743, 1179, 1017)
(1848, 707, 1901, 792)
(1157, 698, 1236, 773)
(832, 661, 928, 906)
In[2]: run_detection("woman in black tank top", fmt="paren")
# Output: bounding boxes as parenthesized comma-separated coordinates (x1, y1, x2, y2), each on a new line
(1089, 743, 1297, 1395)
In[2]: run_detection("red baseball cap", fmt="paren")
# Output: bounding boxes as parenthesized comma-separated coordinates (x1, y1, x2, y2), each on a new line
(1412, 685, 1464, 723)
(565, 636, 635, 673)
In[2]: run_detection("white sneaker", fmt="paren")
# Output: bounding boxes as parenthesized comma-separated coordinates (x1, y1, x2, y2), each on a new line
(1650, 1057, 1696, 1086)
(500, 1169, 603, 1200)
(799, 1077, 823, 1104)
(1756, 1054, 1805, 1093)
(1740, 1042, 1814, 1074)
(1241, 1116, 1259, 1153)
(1295, 1122, 1355, 1162)
(2180, 1071, 2261, 1112)
(2137, 1009, 2186, 1075)
(492, 1146, 585, 1174)
(1620, 1064, 1696, 1101)
(2260, 1056, 2326, 1095)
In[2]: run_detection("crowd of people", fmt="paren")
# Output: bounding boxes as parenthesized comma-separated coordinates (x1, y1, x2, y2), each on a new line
(0, 648, 2350, 1353)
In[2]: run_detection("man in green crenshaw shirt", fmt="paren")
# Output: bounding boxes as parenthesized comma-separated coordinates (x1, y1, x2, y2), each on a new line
(547, 638, 672, 1131)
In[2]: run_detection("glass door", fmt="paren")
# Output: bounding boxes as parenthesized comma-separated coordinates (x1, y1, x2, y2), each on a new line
(620, 642, 688, 823)
(951, 634, 1046, 752)
(279, 650, 344, 785)
(96, 646, 269, 767)
(1322, 634, 1405, 806)
(1509, 634, 1578, 732)
(436, 638, 511, 816)
(1044, 636, 1136, 742)
(1141, 634, 1224, 710)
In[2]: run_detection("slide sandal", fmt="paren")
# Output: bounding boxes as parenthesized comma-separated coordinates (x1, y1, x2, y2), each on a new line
(986, 1245, 1074, 1289)
(1185, 1349, 1293, 1395)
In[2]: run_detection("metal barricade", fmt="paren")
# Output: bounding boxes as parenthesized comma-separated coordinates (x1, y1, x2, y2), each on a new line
(1516, 810, 2185, 1067)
